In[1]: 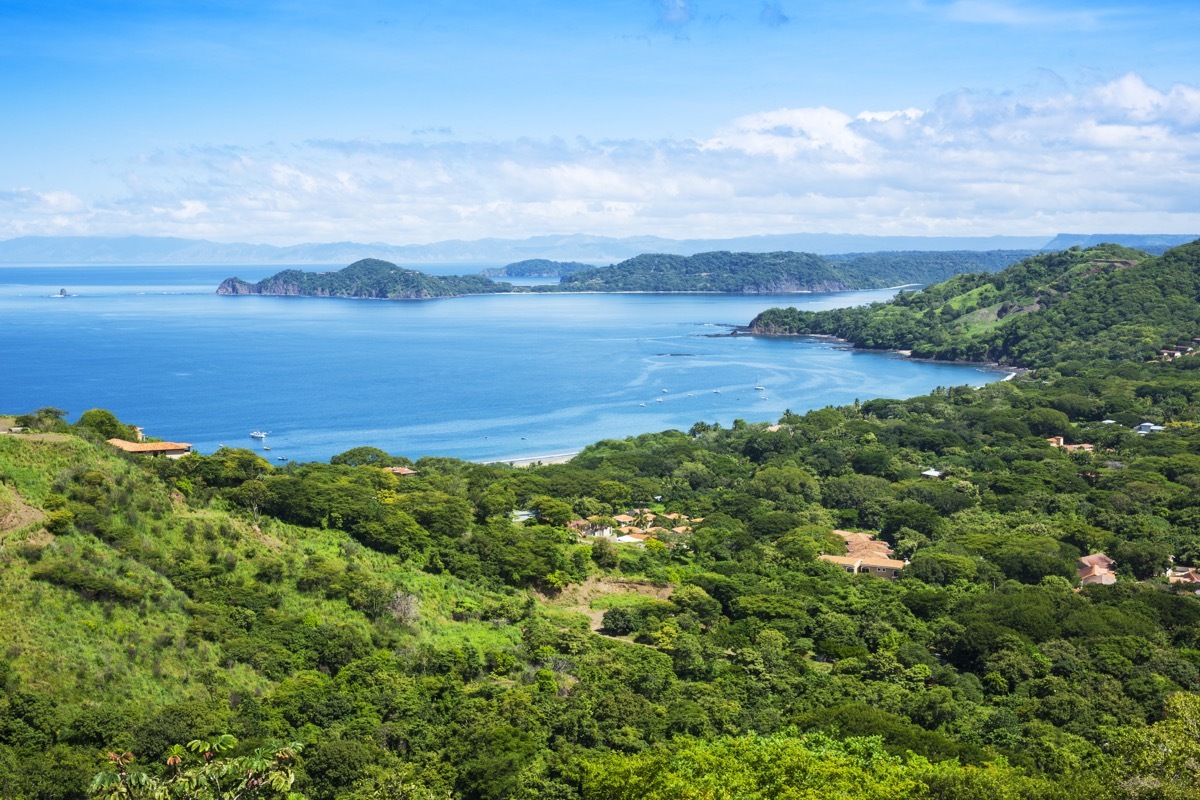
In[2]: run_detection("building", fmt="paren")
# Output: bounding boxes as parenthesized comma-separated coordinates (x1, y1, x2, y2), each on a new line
(1078, 553, 1117, 586)
(818, 530, 906, 579)
(1166, 566, 1200, 585)
(106, 438, 192, 459)
(820, 554, 906, 579)
(1046, 436, 1094, 453)
(1134, 422, 1166, 435)
(383, 466, 418, 476)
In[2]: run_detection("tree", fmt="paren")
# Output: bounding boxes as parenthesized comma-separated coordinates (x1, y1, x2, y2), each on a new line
(90, 735, 302, 799)
(330, 447, 394, 467)
(77, 409, 136, 441)
(15, 407, 68, 432)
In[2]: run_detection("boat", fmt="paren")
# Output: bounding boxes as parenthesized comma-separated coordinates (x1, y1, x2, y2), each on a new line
(755, 385, 766, 391)
(656, 397, 664, 402)
(263, 445, 271, 451)
(639, 403, 646, 407)
(662, 389, 669, 393)
(276, 456, 286, 461)
(713, 389, 720, 393)
(250, 430, 269, 439)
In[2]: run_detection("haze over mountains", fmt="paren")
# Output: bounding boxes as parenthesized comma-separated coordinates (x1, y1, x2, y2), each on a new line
(1, 232, 1194, 266)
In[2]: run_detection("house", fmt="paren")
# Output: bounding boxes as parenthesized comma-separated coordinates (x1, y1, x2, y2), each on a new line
(818, 531, 906, 579)
(612, 514, 636, 524)
(568, 519, 614, 538)
(819, 554, 906, 580)
(1078, 553, 1117, 586)
(106, 438, 192, 459)
(920, 468, 944, 479)
(1046, 436, 1094, 453)
(1134, 422, 1166, 435)
(383, 466, 418, 476)
(1166, 566, 1200, 585)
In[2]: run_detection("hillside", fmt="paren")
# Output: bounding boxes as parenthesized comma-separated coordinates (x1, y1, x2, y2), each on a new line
(534, 249, 1034, 294)
(6, 344, 1200, 798)
(217, 258, 513, 299)
(750, 241, 1200, 366)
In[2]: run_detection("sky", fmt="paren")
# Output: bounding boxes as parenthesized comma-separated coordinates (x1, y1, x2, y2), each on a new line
(2, 0, 1199, 244)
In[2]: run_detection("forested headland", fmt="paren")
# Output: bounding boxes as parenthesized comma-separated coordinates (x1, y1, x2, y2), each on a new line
(749, 241, 1200, 366)
(4, 242, 1200, 798)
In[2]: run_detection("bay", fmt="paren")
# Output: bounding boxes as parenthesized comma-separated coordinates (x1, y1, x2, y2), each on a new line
(0, 265, 1005, 463)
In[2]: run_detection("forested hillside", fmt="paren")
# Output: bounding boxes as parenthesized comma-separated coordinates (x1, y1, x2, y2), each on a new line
(4, 340, 1200, 797)
(750, 241, 1200, 366)
(541, 250, 1032, 293)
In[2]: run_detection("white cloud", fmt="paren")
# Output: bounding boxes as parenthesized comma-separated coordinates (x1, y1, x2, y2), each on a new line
(2, 73, 1199, 242)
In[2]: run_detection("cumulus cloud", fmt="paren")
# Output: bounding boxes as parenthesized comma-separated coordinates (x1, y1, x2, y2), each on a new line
(2, 73, 1199, 242)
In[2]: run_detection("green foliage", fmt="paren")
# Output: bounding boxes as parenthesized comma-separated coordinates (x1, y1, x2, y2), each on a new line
(542, 249, 1030, 294)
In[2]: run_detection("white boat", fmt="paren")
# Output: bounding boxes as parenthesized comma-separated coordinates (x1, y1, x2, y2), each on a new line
(755, 385, 766, 391)
(656, 397, 664, 402)
(250, 430, 269, 439)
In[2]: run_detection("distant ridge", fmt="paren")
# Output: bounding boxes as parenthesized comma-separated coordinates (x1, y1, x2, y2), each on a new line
(0, 232, 1055, 265)
(1040, 233, 1198, 254)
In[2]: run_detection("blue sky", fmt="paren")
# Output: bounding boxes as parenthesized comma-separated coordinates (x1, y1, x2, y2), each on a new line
(2, 0, 1199, 243)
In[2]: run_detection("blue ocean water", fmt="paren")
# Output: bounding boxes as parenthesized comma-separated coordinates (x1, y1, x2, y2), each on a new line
(0, 265, 1005, 463)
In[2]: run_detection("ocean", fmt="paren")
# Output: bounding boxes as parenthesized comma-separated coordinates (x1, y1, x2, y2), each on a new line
(0, 265, 1005, 463)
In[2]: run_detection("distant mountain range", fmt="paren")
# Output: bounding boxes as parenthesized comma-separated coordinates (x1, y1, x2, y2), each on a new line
(3, 232, 1191, 266)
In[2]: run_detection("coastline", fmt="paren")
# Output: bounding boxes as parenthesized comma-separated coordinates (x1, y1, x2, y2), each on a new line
(486, 452, 579, 467)
(740, 327, 1027, 378)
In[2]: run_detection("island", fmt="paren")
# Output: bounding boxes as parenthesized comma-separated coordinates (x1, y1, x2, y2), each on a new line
(218, 249, 1039, 299)
(217, 257, 514, 299)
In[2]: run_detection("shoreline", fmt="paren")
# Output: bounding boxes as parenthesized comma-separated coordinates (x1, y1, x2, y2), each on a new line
(741, 327, 1027, 377)
(485, 451, 580, 467)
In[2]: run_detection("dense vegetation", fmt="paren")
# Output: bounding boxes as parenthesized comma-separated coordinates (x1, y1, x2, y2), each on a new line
(5, 242, 1200, 798)
(217, 259, 513, 299)
(541, 250, 1032, 294)
(750, 241, 1200, 366)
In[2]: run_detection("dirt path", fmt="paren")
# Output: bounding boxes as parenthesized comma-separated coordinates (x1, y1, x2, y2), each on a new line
(540, 576, 674, 632)
(0, 485, 46, 537)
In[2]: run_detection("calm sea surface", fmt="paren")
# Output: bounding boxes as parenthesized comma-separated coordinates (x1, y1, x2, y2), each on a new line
(0, 265, 1004, 463)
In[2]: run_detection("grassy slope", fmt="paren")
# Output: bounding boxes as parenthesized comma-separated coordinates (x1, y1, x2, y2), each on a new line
(0, 434, 526, 714)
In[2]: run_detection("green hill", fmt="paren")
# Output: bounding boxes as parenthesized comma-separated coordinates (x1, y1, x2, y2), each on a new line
(751, 241, 1200, 366)
(539, 250, 1033, 293)
(6, 353, 1200, 798)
